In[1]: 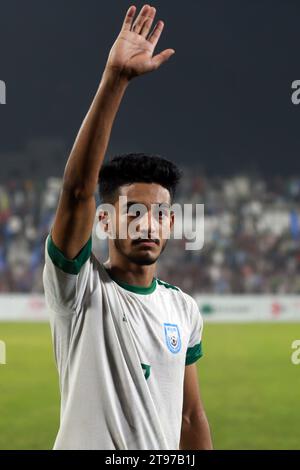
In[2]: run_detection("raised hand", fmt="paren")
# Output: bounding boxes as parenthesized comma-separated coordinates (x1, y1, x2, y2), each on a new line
(106, 4, 175, 80)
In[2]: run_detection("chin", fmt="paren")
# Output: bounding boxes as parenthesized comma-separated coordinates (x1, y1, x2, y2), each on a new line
(128, 253, 158, 266)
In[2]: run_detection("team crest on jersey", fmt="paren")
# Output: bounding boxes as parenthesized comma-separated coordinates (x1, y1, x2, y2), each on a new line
(163, 323, 181, 354)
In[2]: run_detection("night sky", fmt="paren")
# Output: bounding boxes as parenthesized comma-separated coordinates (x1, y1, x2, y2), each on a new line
(1, 0, 300, 176)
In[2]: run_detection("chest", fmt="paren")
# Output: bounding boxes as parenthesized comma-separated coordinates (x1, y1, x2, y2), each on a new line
(116, 291, 190, 377)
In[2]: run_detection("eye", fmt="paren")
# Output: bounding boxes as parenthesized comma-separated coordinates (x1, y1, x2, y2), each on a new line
(127, 209, 141, 218)
(158, 207, 170, 219)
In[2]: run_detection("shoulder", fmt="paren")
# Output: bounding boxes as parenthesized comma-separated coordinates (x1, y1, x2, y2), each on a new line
(44, 232, 93, 276)
(180, 290, 203, 327)
(156, 278, 180, 293)
(44, 232, 107, 278)
(156, 277, 202, 319)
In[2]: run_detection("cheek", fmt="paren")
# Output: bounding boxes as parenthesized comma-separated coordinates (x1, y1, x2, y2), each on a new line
(114, 237, 131, 254)
(115, 215, 129, 235)
(159, 217, 172, 237)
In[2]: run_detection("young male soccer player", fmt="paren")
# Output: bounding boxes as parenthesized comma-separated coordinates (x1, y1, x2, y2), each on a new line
(43, 4, 212, 450)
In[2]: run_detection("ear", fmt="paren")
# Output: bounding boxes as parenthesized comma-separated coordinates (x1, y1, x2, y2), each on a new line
(170, 210, 175, 230)
(98, 210, 109, 232)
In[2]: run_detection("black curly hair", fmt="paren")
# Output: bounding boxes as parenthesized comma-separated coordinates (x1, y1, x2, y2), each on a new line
(98, 153, 182, 203)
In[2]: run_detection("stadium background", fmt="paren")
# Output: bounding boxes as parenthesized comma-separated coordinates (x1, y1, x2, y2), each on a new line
(0, 0, 300, 449)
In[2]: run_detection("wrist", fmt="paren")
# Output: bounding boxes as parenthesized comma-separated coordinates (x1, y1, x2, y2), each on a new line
(102, 65, 130, 89)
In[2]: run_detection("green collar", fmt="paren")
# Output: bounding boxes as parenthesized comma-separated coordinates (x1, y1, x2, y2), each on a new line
(105, 268, 157, 295)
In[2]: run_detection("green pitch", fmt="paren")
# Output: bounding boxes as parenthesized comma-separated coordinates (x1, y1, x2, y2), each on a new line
(0, 322, 299, 449)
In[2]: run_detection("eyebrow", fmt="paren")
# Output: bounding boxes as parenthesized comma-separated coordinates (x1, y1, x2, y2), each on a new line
(125, 201, 171, 209)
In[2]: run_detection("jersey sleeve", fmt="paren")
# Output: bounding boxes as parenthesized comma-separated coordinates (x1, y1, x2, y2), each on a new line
(43, 232, 93, 316)
(185, 296, 204, 366)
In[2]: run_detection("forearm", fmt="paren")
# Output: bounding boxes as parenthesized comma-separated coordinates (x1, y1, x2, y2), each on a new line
(63, 66, 129, 198)
(50, 4, 174, 258)
(179, 413, 213, 450)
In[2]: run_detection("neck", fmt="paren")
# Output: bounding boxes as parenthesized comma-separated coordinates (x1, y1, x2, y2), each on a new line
(103, 257, 156, 288)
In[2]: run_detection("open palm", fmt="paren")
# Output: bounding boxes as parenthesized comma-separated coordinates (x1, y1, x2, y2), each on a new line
(106, 4, 175, 79)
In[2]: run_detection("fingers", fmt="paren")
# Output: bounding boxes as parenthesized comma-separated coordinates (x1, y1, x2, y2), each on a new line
(148, 20, 164, 48)
(151, 49, 175, 70)
(124, 3, 174, 68)
(121, 5, 137, 32)
(140, 6, 156, 38)
(132, 4, 151, 34)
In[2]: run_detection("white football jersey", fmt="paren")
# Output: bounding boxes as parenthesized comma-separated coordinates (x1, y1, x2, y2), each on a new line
(43, 233, 204, 450)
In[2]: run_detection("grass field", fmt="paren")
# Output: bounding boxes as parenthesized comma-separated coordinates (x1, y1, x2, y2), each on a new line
(0, 322, 299, 449)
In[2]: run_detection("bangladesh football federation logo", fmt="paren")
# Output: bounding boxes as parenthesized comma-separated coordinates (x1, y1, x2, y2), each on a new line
(163, 323, 181, 354)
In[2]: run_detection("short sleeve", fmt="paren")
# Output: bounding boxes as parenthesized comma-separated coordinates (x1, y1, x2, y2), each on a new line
(185, 296, 204, 366)
(43, 232, 92, 316)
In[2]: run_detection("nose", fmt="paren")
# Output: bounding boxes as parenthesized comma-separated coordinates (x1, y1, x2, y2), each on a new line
(137, 208, 160, 238)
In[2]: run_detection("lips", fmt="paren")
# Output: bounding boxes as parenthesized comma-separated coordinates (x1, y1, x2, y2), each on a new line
(133, 238, 159, 246)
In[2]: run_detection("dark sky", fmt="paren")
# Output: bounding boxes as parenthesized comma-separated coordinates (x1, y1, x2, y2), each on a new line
(1, 0, 300, 176)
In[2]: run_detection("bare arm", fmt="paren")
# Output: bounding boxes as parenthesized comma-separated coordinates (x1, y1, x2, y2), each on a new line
(179, 363, 213, 450)
(51, 4, 175, 259)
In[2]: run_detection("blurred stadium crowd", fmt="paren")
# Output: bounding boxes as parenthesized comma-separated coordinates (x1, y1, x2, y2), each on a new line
(1, 167, 300, 295)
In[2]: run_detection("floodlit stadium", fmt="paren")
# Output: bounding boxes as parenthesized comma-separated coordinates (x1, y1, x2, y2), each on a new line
(1, 0, 300, 452)
(1, 170, 300, 449)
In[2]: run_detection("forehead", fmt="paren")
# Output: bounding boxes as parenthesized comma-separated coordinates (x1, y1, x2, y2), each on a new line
(118, 182, 171, 205)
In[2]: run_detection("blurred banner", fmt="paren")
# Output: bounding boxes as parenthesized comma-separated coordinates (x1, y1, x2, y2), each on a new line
(1, 294, 300, 322)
